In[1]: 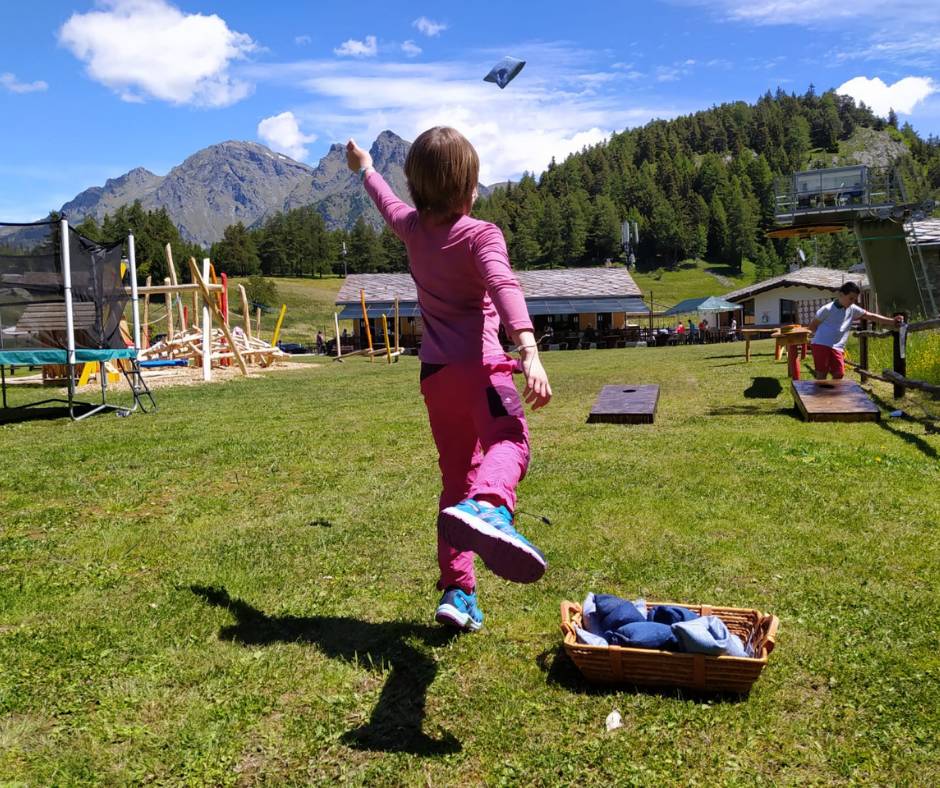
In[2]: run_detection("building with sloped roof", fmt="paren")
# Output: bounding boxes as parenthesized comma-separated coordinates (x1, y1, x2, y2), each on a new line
(335, 267, 649, 348)
(723, 266, 869, 326)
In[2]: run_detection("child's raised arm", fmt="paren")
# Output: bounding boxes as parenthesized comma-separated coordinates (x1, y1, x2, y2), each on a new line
(347, 138, 413, 239)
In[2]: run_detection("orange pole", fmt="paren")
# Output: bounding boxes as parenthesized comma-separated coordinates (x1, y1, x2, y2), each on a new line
(360, 288, 374, 362)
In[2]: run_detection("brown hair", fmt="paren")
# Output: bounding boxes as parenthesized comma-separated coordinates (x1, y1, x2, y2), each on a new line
(404, 127, 479, 219)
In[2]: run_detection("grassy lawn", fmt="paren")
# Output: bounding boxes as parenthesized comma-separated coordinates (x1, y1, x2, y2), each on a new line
(1, 342, 938, 785)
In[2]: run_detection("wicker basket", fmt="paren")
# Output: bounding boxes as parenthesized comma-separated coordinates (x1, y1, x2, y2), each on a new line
(560, 600, 778, 693)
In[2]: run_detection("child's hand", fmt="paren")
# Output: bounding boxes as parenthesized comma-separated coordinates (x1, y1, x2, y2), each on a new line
(346, 139, 373, 172)
(520, 348, 552, 410)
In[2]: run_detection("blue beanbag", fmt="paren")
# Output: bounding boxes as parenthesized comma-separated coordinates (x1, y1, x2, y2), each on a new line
(648, 605, 698, 625)
(593, 594, 646, 631)
(483, 56, 526, 89)
(605, 621, 681, 651)
(672, 615, 748, 657)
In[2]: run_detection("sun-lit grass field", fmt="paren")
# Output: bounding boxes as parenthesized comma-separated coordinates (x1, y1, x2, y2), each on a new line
(1, 340, 938, 785)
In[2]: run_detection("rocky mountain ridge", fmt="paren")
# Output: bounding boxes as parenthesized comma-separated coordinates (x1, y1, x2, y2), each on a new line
(59, 131, 415, 246)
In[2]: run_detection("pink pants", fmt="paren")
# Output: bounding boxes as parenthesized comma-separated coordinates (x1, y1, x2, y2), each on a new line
(420, 356, 530, 593)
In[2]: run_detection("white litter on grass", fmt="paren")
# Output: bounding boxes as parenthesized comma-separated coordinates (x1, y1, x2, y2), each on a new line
(605, 710, 623, 731)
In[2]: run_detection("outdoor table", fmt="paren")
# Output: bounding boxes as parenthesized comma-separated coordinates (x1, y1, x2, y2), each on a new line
(770, 326, 812, 380)
(741, 327, 778, 362)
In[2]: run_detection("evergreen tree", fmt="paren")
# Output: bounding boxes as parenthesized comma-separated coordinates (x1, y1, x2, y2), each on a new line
(562, 191, 589, 264)
(380, 225, 408, 272)
(210, 221, 260, 276)
(587, 195, 621, 264)
(538, 195, 565, 267)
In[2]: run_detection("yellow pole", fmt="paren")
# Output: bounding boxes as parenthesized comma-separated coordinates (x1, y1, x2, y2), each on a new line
(360, 288, 374, 362)
(271, 304, 287, 347)
(381, 314, 392, 364)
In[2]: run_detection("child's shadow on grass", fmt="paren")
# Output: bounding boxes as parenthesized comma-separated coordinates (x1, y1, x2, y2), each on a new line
(191, 585, 460, 756)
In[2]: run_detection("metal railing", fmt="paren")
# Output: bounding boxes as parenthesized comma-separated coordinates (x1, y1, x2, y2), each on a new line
(774, 166, 906, 218)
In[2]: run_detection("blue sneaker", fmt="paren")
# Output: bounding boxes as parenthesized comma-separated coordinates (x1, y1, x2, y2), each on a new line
(435, 587, 484, 632)
(439, 499, 547, 583)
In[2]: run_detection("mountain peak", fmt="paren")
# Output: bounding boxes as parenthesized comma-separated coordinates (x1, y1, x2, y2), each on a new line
(57, 131, 414, 245)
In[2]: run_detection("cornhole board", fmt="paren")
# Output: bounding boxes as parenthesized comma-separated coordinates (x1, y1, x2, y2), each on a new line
(587, 384, 659, 424)
(791, 379, 880, 422)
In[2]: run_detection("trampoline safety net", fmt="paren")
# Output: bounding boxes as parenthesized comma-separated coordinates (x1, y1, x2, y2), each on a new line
(0, 220, 131, 364)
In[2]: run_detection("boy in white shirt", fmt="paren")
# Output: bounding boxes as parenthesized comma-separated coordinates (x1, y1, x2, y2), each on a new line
(808, 281, 902, 380)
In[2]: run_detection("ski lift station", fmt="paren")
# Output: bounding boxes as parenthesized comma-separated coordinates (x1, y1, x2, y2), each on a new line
(771, 164, 940, 319)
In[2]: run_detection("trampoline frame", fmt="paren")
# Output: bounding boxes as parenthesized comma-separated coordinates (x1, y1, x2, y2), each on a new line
(0, 221, 155, 421)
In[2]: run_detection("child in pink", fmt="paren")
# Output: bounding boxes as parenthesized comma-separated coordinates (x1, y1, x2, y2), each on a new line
(347, 127, 551, 632)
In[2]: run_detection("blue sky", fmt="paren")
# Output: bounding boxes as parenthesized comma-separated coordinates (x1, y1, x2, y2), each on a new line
(1, 0, 939, 222)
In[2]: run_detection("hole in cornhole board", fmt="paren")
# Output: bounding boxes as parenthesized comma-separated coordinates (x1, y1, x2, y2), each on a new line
(791, 379, 880, 422)
(587, 384, 659, 424)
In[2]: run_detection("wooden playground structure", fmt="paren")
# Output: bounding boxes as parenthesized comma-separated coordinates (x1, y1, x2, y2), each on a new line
(134, 245, 287, 378)
(333, 289, 405, 363)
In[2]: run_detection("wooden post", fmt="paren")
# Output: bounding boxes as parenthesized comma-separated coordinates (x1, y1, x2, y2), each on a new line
(189, 257, 248, 376)
(381, 314, 392, 364)
(256, 307, 262, 339)
(164, 277, 175, 340)
(271, 304, 287, 347)
(360, 288, 374, 362)
(892, 321, 907, 399)
(164, 243, 187, 330)
(142, 275, 151, 349)
(648, 290, 653, 333)
(220, 272, 229, 325)
(394, 298, 400, 352)
(333, 311, 342, 358)
(858, 318, 869, 383)
(238, 284, 251, 338)
(787, 345, 801, 380)
(201, 259, 211, 381)
(192, 290, 199, 331)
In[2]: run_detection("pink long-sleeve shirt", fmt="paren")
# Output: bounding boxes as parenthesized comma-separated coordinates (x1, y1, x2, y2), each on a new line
(363, 170, 533, 364)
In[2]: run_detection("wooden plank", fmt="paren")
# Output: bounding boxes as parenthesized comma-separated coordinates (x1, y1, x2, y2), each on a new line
(188, 258, 248, 376)
(791, 380, 880, 422)
(164, 243, 187, 330)
(587, 384, 659, 424)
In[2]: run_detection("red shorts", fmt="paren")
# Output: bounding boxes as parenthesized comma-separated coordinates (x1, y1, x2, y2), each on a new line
(811, 344, 845, 379)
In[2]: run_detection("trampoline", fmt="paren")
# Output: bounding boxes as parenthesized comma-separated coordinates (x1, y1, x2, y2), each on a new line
(0, 219, 155, 420)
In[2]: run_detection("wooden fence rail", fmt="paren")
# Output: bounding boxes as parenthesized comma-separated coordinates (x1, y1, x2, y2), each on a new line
(853, 315, 940, 398)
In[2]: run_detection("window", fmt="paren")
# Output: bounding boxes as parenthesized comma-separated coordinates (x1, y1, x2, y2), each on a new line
(780, 299, 798, 324)
(742, 298, 755, 325)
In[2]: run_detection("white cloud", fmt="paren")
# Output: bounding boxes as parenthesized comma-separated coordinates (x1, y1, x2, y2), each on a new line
(253, 53, 676, 184)
(58, 0, 255, 107)
(401, 40, 422, 58)
(836, 76, 936, 116)
(413, 17, 447, 37)
(295, 35, 311, 46)
(0, 73, 48, 94)
(257, 111, 317, 161)
(692, 0, 923, 25)
(683, 1, 940, 66)
(334, 35, 378, 57)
